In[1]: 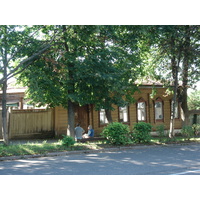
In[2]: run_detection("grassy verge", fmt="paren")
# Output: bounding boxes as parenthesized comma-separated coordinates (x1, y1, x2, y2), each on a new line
(150, 136, 200, 144)
(0, 140, 104, 157)
(1, 137, 200, 157)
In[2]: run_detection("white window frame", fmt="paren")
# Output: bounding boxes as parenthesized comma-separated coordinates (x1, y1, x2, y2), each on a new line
(99, 109, 108, 125)
(137, 100, 146, 122)
(119, 105, 129, 123)
(155, 98, 164, 121)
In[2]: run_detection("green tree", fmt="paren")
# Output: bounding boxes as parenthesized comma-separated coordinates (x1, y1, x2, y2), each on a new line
(188, 90, 200, 110)
(0, 25, 56, 145)
(145, 25, 200, 137)
(18, 25, 146, 138)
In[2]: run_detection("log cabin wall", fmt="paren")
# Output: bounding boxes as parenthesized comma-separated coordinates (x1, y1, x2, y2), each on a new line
(54, 86, 182, 136)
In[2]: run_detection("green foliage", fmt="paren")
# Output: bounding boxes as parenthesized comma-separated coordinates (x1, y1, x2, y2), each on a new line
(156, 124, 165, 137)
(145, 26, 200, 127)
(181, 126, 194, 140)
(188, 90, 200, 110)
(18, 25, 146, 110)
(61, 135, 76, 147)
(101, 122, 131, 145)
(0, 140, 97, 157)
(155, 124, 166, 142)
(146, 26, 200, 88)
(192, 124, 200, 135)
(132, 122, 152, 143)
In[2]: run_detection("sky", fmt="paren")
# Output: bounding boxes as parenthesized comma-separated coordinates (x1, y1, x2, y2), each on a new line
(1, 0, 199, 25)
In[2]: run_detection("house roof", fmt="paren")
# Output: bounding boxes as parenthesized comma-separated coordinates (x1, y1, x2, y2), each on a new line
(135, 79, 167, 88)
(0, 81, 27, 105)
(0, 78, 27, 94)
(0, 87, 27, 94)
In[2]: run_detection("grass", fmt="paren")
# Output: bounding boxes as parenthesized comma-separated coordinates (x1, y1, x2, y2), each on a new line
(150, 136, 200, 144)
(0, 140, 104, 157)
(1, 136, 200, 157)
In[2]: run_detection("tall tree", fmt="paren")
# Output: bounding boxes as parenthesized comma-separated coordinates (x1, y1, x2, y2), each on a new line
(0, 25, 56, 145)
(18, 25, 145, 137)
(145, 25, 200, 136)
(179, 25, 200, 126)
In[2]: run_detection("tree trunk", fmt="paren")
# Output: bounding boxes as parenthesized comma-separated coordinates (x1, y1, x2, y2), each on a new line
(2, 79, 9, 145)
(67, 100, 75, 138)
(169, 79, 178, 137)
(180, 25, 190, 127)
(2, 58, 9, 145)
(62, 25, 76, 138)
(180, 87, 189, 126)
(1, 27, 9, 145)
(105, 109, 113, 123)
(169, 56, 178, 138)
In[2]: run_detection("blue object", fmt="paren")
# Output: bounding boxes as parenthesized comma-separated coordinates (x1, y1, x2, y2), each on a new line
(88, 129, 94, 137)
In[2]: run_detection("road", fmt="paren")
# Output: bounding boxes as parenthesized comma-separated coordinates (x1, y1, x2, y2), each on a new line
(0, 143, 200, 175)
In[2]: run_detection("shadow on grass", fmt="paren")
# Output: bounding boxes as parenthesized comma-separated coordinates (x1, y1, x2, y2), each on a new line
(1, 136, 200, 157)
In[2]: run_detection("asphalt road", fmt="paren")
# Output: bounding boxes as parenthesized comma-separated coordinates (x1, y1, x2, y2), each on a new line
(1, 143, 200, 175)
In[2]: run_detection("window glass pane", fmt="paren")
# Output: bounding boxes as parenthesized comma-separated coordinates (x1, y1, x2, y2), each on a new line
(137, 102, 146, 121)
(119, 106, 128, 122)
(155, 101, 163, 120)
(100, 109, 108, 124)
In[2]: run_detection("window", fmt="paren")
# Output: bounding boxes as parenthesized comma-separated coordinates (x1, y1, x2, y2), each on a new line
(119, 106, 129, 123)
(99, 109, 108, 125)
(155, 97, 163, 121)
(137, 98, 146, 121)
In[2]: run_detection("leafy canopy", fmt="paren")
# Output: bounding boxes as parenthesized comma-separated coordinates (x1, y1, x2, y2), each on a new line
(19, 25, 146, 110)
(188, 90, 200, 110)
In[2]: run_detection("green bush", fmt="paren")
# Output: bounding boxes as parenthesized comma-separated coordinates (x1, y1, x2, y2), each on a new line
(156, 124, 165, 137)
(61, 135, 76, 147)
(101, 122, 131, 145)
(132, 122, 152, 143)
(181, 126, 194, 140)
(156, 124, 165, 142)
(192, 124, 200, 135)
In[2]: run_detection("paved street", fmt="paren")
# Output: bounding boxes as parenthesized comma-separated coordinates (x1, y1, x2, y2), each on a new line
(1, 143, 200, 175)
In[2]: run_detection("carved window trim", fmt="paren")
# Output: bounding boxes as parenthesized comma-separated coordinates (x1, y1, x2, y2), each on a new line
(137, 98, 147, 122)
(154, 97, 164, 122)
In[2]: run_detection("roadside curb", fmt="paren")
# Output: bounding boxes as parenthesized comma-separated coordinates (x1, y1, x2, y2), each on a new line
(0, 142, 198, 162)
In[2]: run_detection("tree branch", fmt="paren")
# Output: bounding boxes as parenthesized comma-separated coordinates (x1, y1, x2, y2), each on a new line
(0, 43, 52, 84)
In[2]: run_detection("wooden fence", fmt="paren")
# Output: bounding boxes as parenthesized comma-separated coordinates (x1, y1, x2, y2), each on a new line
(0, 109, 54, 139)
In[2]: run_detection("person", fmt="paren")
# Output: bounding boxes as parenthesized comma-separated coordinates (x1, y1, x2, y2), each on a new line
(75, 123, 85, 140)
(83, 125, 94, 138)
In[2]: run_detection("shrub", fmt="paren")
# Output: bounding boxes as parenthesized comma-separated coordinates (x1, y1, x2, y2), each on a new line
(181, 126, 194, 140)
(132, 122, 152, 143)
(101, 122, 131, 145)
(155, 124, 166, 142)
(61, 135, 76, 147)
(156, 124, 165, 137)
(192, 124, 200, 136)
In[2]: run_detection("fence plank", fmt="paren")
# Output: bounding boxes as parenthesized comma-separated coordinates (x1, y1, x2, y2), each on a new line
(0, 109, 54, 139)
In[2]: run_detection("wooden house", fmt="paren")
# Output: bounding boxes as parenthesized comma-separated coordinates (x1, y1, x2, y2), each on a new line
(0, 81, 183, 139)
(0, 87, 25, 109)
(54, 83, 182, 136)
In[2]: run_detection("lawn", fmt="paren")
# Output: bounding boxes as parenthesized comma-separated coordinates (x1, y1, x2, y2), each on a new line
(0, 136, 200, 157)
(0, 140, 104, 157)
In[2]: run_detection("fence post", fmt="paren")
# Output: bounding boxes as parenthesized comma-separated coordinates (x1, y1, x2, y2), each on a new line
(7, 107, 12, 139)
